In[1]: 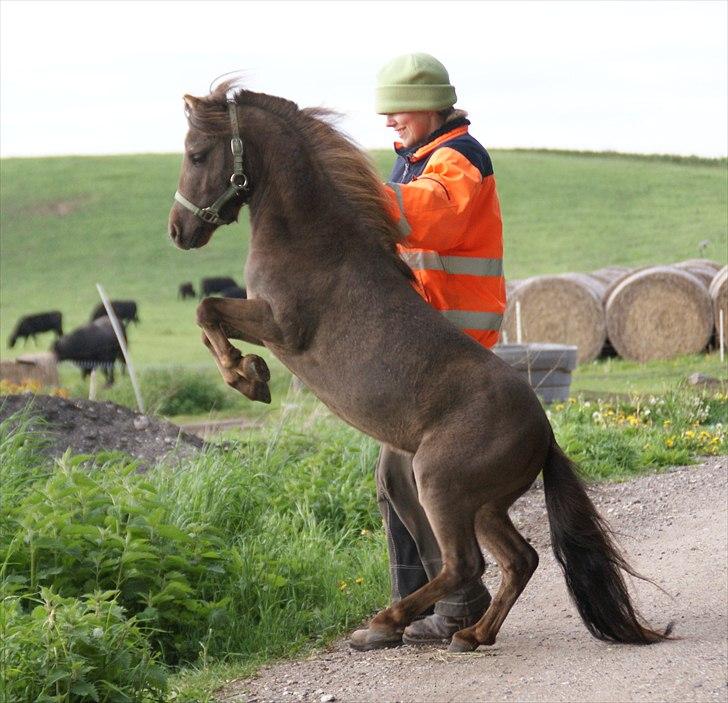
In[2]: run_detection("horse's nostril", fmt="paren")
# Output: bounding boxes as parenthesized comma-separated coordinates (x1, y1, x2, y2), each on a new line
(169, 222, 180, 242)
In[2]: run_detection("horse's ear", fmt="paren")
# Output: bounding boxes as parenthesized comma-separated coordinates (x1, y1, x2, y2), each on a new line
(183, 94, 201, 116)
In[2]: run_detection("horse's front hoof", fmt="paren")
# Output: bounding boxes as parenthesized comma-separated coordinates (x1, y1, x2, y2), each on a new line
(448, 633, 479, 653)
(349, 626, 403, 652)
(251, 381, 271, 404)
(242, 354, 270, 382)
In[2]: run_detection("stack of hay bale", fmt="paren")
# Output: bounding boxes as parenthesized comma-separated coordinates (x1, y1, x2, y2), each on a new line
(501, 259, 727, 363)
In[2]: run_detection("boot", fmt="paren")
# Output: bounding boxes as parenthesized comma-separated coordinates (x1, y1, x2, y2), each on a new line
(402, 613, 479, 645)
(349, 625, 403, 651)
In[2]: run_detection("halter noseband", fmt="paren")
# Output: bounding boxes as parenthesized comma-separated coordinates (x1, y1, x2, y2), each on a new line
(174, 100, 251, 226)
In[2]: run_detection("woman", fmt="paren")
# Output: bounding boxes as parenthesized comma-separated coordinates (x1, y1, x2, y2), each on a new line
(351, 52, 506, 650)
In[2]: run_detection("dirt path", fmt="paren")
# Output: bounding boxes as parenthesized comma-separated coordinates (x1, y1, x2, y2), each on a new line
(216, 456, 727, 703)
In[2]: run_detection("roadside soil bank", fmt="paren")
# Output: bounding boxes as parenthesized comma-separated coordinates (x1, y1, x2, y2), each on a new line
(0, 393, 204, 470)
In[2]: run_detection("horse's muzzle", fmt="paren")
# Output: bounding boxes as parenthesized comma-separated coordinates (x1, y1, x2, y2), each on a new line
(168, 214, 214, 250)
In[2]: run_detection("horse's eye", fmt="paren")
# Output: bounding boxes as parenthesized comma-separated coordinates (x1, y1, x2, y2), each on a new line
(189, 152, 205, 165)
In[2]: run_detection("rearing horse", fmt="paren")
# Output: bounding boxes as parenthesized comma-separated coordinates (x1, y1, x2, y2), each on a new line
(168, 82, 670, 652)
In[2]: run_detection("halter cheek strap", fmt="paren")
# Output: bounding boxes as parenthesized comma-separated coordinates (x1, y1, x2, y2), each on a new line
(173, 100, 251, 226)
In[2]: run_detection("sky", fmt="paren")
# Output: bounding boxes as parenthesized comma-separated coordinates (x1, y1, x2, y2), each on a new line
(1, 0, 726, 158)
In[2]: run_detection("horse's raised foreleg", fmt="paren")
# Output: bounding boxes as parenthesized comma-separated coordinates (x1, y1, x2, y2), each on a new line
(197, 297, 285, 403)
(449, 508, 539, 652)
(200, 332, 271, 402)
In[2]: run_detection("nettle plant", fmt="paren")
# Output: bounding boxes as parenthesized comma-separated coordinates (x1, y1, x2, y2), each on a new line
(1, 588, 167, 702)
(1, 452, 233, 664)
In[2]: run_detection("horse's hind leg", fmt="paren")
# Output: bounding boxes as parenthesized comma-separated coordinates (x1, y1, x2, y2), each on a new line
(449, 508, 538, 652)
(367, 476, 485, 635)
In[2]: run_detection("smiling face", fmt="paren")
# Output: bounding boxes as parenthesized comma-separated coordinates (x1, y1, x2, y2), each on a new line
(384, 111, 444, 148)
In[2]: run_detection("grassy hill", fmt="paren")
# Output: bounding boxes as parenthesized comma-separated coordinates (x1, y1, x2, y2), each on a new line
(1, 148, 726, 384)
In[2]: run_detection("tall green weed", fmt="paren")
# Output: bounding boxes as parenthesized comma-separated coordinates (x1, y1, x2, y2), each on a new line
(0, 412, 54, 535)
(151, 400, 388, 658)
(1, 452, 234, 664)
(1, 588, 166, 702)
(0, 398, 389, 696)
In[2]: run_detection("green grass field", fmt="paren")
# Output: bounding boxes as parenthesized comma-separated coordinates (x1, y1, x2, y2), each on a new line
(1, 149, 726, 402)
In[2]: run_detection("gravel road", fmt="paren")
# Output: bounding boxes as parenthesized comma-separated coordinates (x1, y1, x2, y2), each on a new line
(216, 456, 727, 703)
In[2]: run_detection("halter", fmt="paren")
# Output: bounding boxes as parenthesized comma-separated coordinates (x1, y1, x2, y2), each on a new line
(174, 100, 251, 226)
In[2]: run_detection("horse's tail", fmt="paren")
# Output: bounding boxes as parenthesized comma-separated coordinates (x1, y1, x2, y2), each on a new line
(542, 437, 672, 644)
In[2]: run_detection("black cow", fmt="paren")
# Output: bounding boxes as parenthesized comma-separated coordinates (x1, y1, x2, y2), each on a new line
(178, 282, 196, 300)
(52, 317, 127, 386)
(200, 276, 238, 298)
(220, 285, 247, 299)
(8, 311, 63, 348)
(90, 300, 139, 325)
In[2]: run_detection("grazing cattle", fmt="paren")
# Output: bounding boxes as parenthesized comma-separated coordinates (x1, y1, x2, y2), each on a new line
(90, 300, 139, 325)
(220, 285, 247, 299)
(8, 311, 63, 348)
(52, 317, 126, 386)
(200, 276, 238, 298)
(178, 282, 196, 299)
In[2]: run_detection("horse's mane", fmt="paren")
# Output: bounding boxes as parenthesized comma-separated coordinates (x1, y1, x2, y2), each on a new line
(187, 81, 412, 280)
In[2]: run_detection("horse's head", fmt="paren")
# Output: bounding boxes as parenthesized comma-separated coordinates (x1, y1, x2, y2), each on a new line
(168, 94, 251, 250)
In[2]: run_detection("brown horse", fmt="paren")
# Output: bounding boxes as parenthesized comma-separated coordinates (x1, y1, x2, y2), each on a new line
(168, 82, 671, 652)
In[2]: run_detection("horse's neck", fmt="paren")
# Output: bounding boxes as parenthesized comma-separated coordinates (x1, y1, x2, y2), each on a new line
(241, 106, 393, 265)
(242, 110, 323, 221)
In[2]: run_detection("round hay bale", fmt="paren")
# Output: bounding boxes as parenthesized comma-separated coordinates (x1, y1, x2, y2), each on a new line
(584, 268, 632, 358)
(675, 258, 723, 273)
(602, 265, 652, 303)
(588, 266, 633, 287)
(672, 260, 716, 288)
(506, 278, 523, 297)
(605, 266, 713, 362)
(709, 265, 728, 340)
(561, 272, 607, 301)
(502, 275, 606, 363)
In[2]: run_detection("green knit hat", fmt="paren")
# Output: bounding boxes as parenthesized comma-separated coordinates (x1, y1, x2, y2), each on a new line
(375, 53, 457, 114)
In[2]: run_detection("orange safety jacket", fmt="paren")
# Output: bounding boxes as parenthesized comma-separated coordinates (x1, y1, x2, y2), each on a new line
(384, 116, 505, 349)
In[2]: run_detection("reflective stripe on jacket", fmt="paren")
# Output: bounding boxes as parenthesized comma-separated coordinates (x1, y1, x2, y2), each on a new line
(384, 116, 505, 349)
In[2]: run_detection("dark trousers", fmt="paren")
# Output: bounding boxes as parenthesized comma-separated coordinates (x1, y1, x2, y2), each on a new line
(375, 445, 491, 618)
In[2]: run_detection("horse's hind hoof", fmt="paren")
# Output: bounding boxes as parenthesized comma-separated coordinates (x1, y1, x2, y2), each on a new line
(448, 634, 478, 653)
